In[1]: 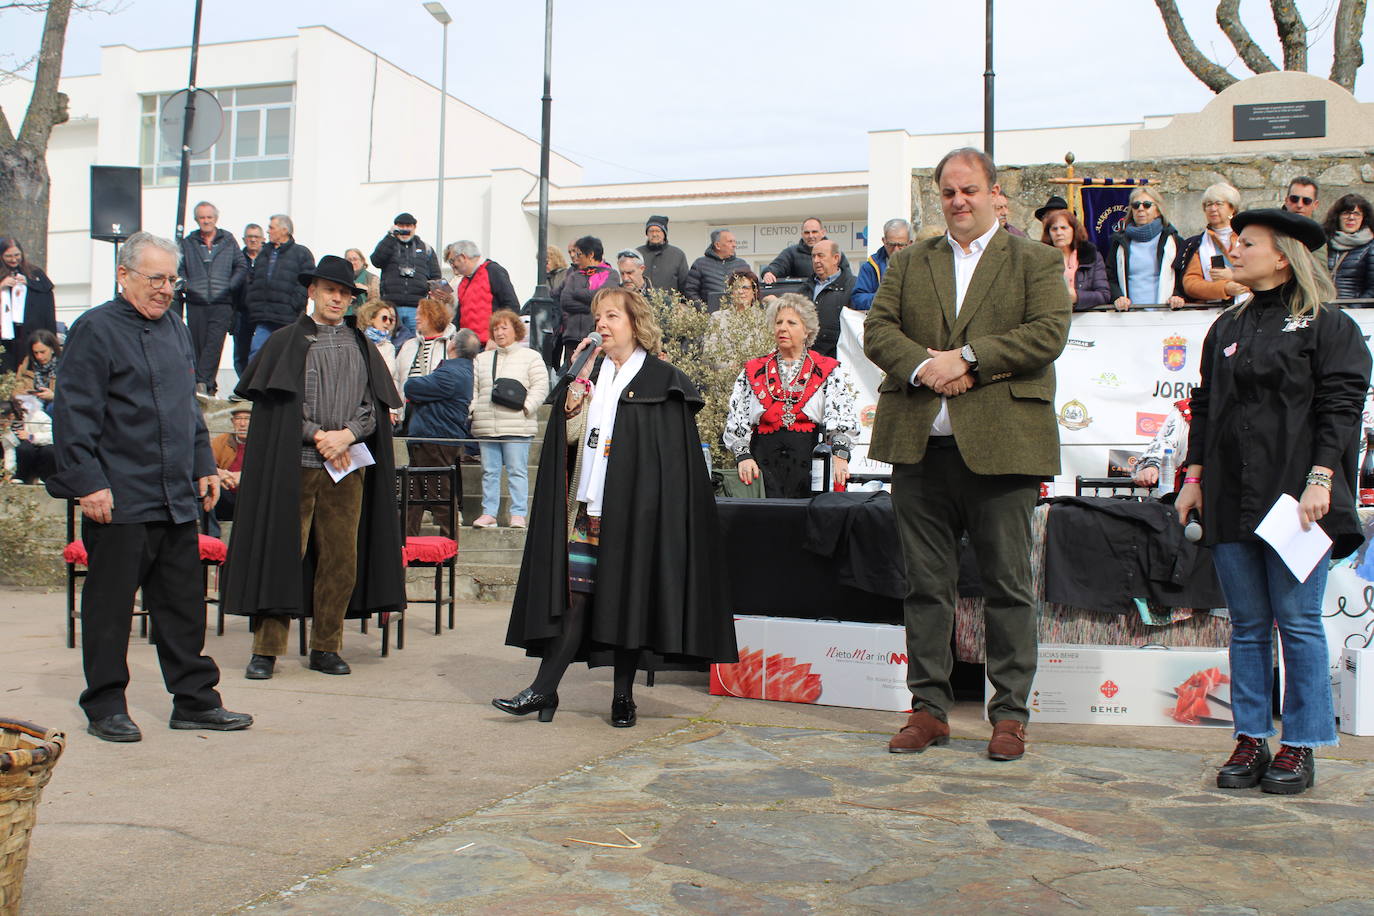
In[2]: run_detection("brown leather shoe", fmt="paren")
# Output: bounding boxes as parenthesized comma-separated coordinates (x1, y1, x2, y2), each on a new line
(888, 709, 950, 754)
(987, 719, 1027, 761)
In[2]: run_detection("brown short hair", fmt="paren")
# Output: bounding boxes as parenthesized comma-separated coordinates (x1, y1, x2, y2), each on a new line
(416, 297, 452, 333)
(591, 287, 661, 355)
(488, 308, 526, 341)
(934, 147, 996, 187)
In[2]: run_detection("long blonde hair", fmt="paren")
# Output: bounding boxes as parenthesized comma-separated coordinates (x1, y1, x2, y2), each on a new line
(1228, 229, 1334, 322)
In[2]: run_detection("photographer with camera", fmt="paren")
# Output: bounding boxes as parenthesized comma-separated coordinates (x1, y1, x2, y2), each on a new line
(371, 212, 441, 336)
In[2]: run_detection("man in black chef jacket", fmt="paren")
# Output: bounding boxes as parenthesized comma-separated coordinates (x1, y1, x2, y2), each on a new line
(47, 231, 253, 743)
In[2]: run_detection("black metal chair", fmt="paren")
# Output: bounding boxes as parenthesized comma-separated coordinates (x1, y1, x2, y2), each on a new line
(64, 500, 226, 648)
(394, 464, 461, 654)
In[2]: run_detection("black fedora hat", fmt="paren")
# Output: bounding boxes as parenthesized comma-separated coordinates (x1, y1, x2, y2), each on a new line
(1034, 195, 1069, 222)
(299, 255, 367, 296)
(1230, 208, 1327, 252)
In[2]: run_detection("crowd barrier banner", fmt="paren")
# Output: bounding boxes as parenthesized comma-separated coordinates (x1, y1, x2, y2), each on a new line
(838, 305, 1374, 492)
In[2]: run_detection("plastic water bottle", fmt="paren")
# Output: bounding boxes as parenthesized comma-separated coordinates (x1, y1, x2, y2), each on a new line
(1159, 447, 1175, 496)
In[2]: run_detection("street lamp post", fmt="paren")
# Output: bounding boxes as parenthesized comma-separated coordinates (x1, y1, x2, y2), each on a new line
(983, 0, 995, 161)
(424, 2, 452, 257)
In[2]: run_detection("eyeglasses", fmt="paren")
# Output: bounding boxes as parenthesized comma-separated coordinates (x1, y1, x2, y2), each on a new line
(1129, 201, 1156, 211)
(1288, 194, 1314, 206)
(126, 268, 184, 291)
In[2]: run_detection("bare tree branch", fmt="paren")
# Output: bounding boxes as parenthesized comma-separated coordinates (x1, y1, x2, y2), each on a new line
(1330, 0, 1367, 90)
(1155, 0, 1240, 92)
(1216, 0, 1279, 74)
(1270, 0, 1309, 70)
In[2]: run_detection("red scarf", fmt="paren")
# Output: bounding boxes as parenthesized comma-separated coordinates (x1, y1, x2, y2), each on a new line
(745, 350, 838, 434)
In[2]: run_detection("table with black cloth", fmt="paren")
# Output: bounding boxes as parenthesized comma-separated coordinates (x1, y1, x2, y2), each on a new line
(715, 493, 1231, 663)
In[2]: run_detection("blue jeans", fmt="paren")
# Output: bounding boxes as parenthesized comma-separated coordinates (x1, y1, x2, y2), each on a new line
(1211, 540, 1337, 748)
(395, 306, 417, 337)
(249, 322, 280, 361)
(479, 438, 531, 517)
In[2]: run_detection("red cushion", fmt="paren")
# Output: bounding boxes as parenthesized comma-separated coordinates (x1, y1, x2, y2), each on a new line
(198, 535, 228, 563)
(64, 536, 226, 566)
(403, 535, 458, 565)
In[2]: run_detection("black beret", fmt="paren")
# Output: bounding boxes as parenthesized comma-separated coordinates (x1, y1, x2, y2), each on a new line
(1230, 208, 1326, 252)
(393, 212, 417, 226)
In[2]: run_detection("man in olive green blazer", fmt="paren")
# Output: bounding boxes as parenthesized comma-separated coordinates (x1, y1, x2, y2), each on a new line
(864, 148, 1071, 762)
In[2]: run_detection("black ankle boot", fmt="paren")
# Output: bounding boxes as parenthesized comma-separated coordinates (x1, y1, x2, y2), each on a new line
(492, 688, 559, 722)
(610, 693, 637, 728)
(1216, 735, 1271, 789)
(1261, 745, 1315, 795)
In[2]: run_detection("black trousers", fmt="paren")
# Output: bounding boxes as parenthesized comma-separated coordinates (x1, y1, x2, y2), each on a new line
(231, 309, 253, 377)
(751, 429, 817, 499)
(890, 438, 1040, 723)
(187, 302, 233, 391)
(79, 518, 222, 720)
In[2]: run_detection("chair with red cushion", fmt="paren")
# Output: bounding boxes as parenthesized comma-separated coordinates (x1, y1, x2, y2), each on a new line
(64, 500, 229, 648)
(394, 464, 461, 655)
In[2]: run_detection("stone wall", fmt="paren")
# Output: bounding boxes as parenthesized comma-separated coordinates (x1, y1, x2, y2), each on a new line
(910, 148, 1374, 239)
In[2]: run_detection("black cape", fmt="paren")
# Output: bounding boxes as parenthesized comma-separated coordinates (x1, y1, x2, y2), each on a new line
(507, 355, 738, 670)
(222, 313, 406, 619)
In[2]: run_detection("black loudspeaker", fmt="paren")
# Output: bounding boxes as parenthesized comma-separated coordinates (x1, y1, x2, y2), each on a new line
(89, 166, 142, 241)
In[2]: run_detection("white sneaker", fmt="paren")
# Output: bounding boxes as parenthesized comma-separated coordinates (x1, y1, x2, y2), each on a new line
(472, 514, 498, 529)
(509, 515, 527, 528)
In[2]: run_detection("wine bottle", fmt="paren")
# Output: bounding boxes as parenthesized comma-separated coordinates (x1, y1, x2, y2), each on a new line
(811, 440, 831, 495)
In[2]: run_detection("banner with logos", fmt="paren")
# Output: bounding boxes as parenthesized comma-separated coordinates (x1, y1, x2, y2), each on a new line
(838, 306, 1374, 493)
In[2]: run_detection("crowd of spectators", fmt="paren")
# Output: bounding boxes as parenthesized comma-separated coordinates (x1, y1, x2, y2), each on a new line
(5, 173, 1372, 502)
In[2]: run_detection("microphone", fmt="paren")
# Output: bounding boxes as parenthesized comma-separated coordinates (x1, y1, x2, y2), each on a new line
(563, 331, 603, 381)
(1183, 510, 1203, 543)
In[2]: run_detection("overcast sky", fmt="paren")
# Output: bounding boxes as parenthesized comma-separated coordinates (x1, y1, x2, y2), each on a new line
(1, 0, 1368, 183)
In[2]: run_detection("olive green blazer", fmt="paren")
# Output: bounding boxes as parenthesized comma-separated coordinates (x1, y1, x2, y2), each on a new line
(862, 229, 1072, 476)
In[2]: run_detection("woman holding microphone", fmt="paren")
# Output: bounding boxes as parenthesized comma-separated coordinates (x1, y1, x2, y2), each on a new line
(494, 287, 737, 728)
(1176, 209, 1371, 796)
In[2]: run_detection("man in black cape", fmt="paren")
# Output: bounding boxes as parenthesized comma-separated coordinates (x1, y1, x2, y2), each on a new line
(222, 255, 406, 679)
(506, 357, 737, 676)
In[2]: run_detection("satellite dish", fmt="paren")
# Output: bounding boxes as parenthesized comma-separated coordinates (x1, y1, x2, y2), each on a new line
(160, 89, 223, 155)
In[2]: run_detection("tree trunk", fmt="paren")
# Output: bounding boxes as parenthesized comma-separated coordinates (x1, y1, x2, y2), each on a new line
(1330, 0, 1367, 91)
(1216, 0, 1279, 75)
(0, 143, 52, 269)
(0, 0, 73, 271)
(1154, 0, 1239, 92)
(1269, 0, 1309, 71)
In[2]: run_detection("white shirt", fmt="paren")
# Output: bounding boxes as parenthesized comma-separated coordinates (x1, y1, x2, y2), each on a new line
(912, 220, 1000, 436)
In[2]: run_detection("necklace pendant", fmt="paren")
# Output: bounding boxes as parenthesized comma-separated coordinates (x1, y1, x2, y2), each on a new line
(782, 411, 795, 426)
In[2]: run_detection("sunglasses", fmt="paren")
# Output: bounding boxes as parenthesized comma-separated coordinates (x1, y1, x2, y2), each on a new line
(1129, 201, 1156, 210)
(378, 315, 395, 324)
(1288, 194, 1314, 206)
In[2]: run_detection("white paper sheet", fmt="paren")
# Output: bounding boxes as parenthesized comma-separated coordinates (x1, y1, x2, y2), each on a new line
(325, 442, 376, 483)
(1254, 493, 1332, 583)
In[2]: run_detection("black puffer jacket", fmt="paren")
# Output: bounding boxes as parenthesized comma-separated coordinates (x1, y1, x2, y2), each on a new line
(636, 242, 690, 293)
(764, 239, 850, 281)
(244, 240, 315, 328)
(683, 247, 750, 311)
(1328, 238, 1374, 301)
(371, 234, 441, 309)
(179, 229, 246, 309)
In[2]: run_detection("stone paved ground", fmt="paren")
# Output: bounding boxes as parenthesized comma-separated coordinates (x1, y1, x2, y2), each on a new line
(238, 721, 1374, 916)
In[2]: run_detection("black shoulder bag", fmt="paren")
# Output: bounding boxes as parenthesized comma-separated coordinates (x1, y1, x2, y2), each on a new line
(490, 351, 529, 411)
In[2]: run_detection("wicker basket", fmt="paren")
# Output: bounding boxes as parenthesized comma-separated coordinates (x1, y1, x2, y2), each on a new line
(0, 719, 65, 916)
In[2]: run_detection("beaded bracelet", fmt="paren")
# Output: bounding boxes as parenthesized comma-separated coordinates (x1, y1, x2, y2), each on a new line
(1306, 471, 1333, 490)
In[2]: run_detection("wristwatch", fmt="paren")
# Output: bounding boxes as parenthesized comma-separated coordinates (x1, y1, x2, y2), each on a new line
(960, 344, 979, 372)
(832, 447, 851, 461)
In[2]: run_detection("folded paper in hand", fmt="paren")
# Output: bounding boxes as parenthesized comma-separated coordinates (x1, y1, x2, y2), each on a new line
(1254, 493, 1332, 583)
(326, 443, 376, 483)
